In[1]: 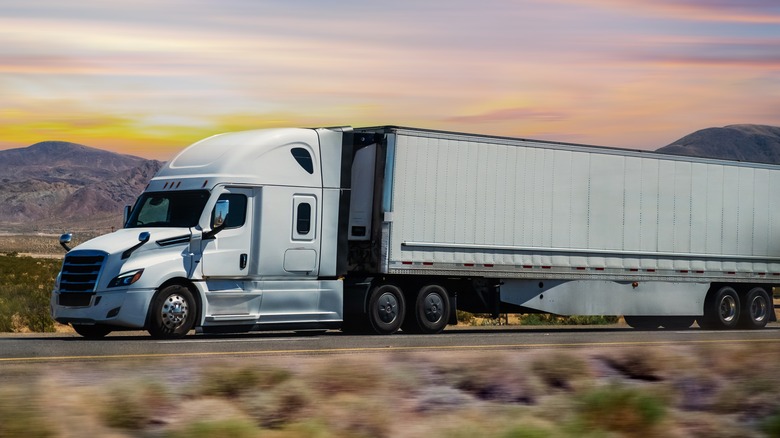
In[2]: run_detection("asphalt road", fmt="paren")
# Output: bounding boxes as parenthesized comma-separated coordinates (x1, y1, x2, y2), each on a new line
(2, 323, 779, 363)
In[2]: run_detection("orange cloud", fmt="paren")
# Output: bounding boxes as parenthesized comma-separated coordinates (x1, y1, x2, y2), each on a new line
(558, 0, 780, 24)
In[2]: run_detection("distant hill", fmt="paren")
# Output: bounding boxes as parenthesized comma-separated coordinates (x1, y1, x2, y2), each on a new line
(2, 124, 779, 235)
(656, 124, 780, 164)
(0, 141, 163, 233)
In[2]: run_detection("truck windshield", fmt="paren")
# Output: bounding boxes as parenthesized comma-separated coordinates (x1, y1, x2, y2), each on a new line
(125, 190, 210, 228)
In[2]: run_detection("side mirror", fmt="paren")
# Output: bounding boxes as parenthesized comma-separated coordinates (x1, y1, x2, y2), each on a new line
(121, 232, 151, 260)
(123, 205, 132, 227)
(213, 199, 230, 229)
(59, 233, 73, 252)
(204, 199, 229, 239)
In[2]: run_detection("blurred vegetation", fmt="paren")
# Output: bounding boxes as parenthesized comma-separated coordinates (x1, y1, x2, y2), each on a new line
(0, 254, 60, 333)
(1, 342, 780, 437)
(576, 384, 668, 436)
(0, 386, 54, 437)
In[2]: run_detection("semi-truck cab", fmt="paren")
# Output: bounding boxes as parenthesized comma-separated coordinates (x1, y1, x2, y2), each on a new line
(53, 127, 358, 338)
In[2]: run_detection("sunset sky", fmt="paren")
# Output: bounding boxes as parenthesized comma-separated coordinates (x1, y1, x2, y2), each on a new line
(1, 0, 778, 160)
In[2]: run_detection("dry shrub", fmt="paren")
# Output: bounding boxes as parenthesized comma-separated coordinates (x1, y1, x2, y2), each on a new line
(762, 411, 780, 437)
(165, 419, 259, 438)
(438, 410, 567, 438)
(696, 344, 774, 380)
(319, 393, 394, 438)
(530, 352, 591, 391)
(100, 381, 171, 430)
(309, 358, 385, 395)
(576, 383, 669, 436)
(0, 386, 55, 437)
(10, 313, 30, 333)
(598, 348, 685, 382)
(199, 364, 291, 398)
(437, 353, 535, 403)
(245, 380, 313, 429)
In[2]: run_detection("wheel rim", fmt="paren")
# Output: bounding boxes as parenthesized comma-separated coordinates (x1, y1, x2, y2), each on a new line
(161, 293, 190, 330)
(376, 292, 399, 324)
(750, 295, 768, 323)
(423, 293, 444, 324)
(719, 294, 737, 323)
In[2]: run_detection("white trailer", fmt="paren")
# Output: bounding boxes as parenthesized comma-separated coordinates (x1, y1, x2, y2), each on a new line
(51, 126, 779, 338)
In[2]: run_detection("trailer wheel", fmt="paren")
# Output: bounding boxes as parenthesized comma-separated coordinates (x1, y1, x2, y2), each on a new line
(623, 316, 660, 330)
(367, 284, 405, 335)
(406, 285, 450, 334)
(699, 286, 740, 330)
(148, 285, 196, 339)
(738, 287, 770, 329)
(73, 324, 112, 339)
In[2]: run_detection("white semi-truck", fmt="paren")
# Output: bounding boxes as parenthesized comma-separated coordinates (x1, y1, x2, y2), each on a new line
(51, 126, 779, 338)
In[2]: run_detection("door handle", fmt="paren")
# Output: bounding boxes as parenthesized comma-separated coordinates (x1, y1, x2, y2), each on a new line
(240, 253, 247, 270)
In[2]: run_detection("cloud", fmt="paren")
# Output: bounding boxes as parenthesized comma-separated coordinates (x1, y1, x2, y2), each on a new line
(445, 108, 569, 124)
(558, 0, 780, 23)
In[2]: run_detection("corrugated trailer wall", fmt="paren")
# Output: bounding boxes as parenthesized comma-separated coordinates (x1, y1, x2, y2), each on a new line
(386, 128, 780, 281)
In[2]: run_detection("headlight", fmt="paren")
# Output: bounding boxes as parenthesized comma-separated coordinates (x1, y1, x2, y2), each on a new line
(108, 269, 144, 288)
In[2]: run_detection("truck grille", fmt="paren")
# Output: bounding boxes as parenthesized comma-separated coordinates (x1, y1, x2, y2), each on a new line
(58, 293, 94, 307)
(60, 252, 106, 293)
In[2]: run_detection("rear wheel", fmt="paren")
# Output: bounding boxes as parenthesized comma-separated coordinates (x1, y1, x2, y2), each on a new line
(367, 284, 405, 335)
(148, 285, 196, 339)
(699, 286, 740, 330)
(73, 324, 111, 339)
(404, 284, 450, 334)
(738, 287, 770, 329)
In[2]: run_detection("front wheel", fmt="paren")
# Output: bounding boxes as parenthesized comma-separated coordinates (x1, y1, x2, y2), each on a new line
(148, 285, 196, 339)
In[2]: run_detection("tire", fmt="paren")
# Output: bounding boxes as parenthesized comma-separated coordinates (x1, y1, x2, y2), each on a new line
(404, 284, 450, 334)
(147, 285, 196, 339)
(658, 316, 695, 330)
(700, 286, 740, 330)
(624, 315, 660, 330)
(738, 287, 770, 329)
(73, 324, 112, 339)
(367, 284, 405, 335)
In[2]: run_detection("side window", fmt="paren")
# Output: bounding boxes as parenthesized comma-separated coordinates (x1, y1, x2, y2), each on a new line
(212, 193, 247, 228)
(292, 195, 316, 240)
(291, 147, 314, 174)
(297, 203, 311, 235)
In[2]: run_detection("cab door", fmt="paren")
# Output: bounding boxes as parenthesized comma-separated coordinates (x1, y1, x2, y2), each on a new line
(201, 187, 253, 278)
(283, 194, 319, 276)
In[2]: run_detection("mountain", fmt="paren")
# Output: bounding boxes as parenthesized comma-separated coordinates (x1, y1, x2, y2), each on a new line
(2, 124, 778, 235)
(656, 124, 780, 164)
(0, 142, 163, 233)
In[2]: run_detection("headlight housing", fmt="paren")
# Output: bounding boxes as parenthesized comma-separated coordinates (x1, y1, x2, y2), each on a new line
(108, 269, 144, 288)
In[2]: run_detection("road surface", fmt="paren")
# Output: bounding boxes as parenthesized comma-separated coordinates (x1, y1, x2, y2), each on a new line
(2, 324, 779, 363)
